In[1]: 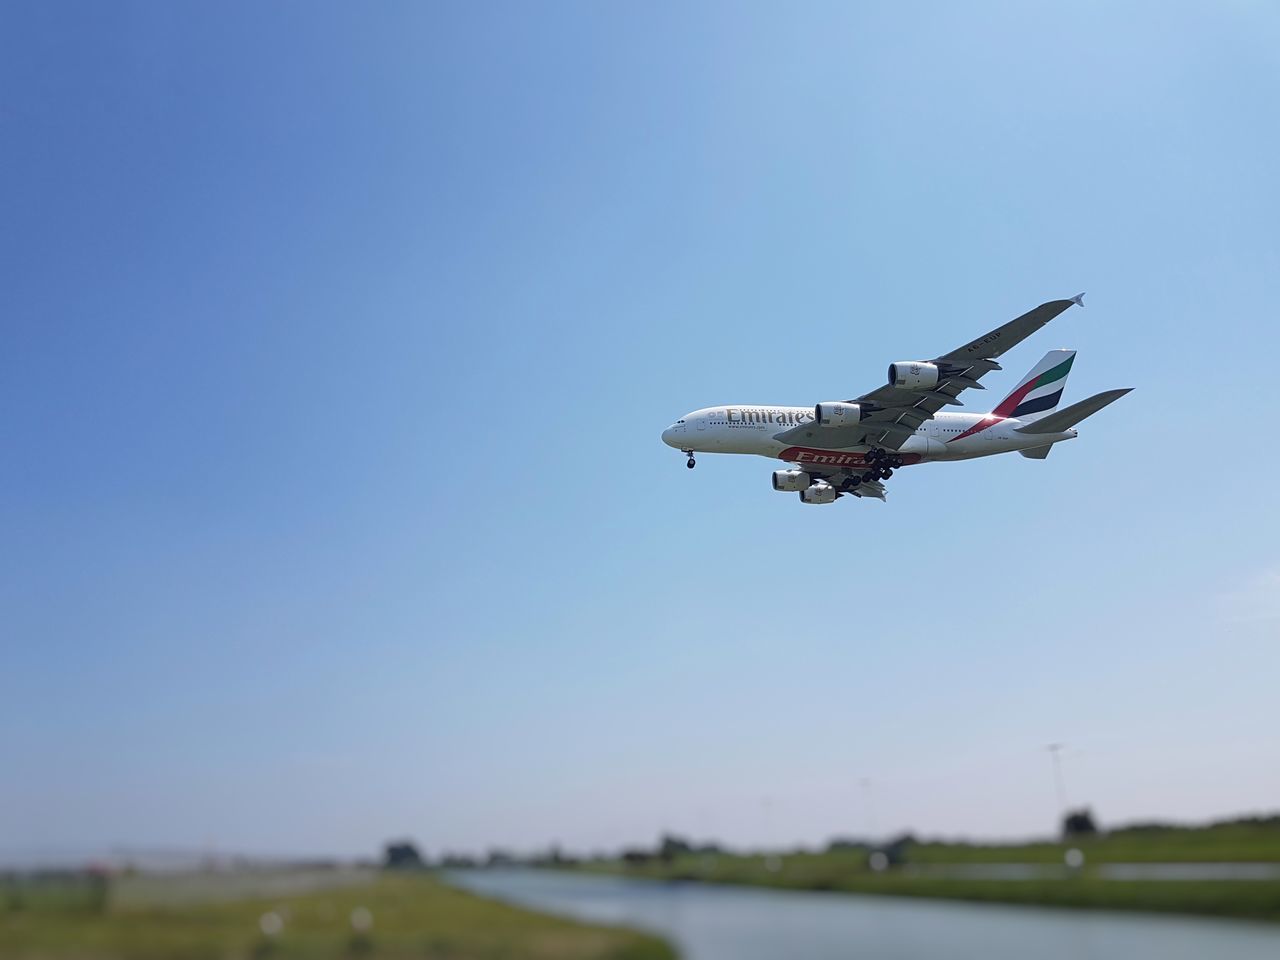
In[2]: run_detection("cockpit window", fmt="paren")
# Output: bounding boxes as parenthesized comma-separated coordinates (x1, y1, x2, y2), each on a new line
(677, 420, 685, 424)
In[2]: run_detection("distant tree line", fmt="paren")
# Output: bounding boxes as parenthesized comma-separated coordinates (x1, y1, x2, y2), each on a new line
(383, 841, 426, 870)
(379, 811, 1280, 871)
(1062, 808, 1098, 837)
(618, 834, 725, 866)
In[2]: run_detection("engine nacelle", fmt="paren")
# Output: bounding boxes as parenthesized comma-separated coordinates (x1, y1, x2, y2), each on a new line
(887, 361, 940, 390)
(799, 481, 838, 504)
(772, 469, 811, 492)
(814, 401, 863, 426)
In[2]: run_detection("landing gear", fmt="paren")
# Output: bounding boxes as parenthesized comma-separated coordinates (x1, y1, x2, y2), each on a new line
(684, 450, 696, 469)
(880, 468, 894, 479)
(866, 448, 903, 471)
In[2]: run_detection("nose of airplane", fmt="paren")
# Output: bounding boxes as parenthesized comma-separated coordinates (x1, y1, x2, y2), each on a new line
(663, 418, 690, 447)
(662, 420, 690, 447)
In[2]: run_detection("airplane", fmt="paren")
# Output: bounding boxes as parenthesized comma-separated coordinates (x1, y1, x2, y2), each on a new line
(661, 294, 1131, 503)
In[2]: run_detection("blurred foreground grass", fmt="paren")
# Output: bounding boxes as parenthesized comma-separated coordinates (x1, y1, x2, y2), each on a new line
(0, 870, 675, 960)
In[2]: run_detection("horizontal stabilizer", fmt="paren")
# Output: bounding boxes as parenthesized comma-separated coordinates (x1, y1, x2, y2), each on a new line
(1019, 445, 1054, 459)
(1016, 388, 1133, 434)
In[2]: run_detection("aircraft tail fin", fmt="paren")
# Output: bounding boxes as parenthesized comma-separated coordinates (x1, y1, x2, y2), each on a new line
(1016, 388, 1133, 434)
(991, 349, 1075, 422)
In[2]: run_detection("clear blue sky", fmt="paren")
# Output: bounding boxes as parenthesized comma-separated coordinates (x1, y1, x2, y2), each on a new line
(3, 2, 1277, 862)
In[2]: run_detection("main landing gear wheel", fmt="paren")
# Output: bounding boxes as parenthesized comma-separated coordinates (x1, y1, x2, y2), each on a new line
(881, 468, 894, 479)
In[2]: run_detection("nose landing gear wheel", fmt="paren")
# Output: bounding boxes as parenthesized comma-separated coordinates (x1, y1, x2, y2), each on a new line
(686, 458, 696, 469)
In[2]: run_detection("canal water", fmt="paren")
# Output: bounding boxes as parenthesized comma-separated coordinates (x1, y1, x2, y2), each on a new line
(446, 868, 1280, 960)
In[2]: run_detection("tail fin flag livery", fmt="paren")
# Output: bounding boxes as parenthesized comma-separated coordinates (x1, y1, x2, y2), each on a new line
(661, 294, 1132, 504)
(991, 349, 1075, 421)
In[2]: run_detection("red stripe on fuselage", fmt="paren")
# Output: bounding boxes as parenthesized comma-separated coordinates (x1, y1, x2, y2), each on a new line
(779, 447, 923, 467)
(948, 415, 1004, 443)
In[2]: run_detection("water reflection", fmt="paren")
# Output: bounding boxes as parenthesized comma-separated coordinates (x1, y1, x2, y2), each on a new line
(447, 868, 1280, 960)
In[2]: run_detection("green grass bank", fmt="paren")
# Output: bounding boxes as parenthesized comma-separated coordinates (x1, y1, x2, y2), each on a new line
(575, 819, 1280, 922)
(0, 870, 676, 960)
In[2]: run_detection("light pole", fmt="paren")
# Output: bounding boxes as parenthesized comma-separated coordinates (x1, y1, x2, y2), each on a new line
(860, 778, 878, 842)
(1046, 743, 1068, 821)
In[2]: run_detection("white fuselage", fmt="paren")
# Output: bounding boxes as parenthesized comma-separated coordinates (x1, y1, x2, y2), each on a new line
(661, 405, 1077, 467)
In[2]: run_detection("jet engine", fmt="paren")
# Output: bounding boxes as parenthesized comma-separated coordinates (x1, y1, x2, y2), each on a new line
(814, 402, 863, 426)
(772, 469, 811, 492)
(887, 361, 940, 390)
(799, 481, 838, 504)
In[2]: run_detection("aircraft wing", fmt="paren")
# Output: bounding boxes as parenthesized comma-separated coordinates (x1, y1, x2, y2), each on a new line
(773, 294, 1084, 451)
(787, 462, 889, 501)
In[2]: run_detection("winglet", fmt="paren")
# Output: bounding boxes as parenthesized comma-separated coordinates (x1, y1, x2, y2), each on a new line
(1069, 292, 1085, 307)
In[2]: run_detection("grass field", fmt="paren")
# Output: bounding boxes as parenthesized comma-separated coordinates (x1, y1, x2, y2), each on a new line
(906, 818, 1280, 864)
(578, 818, 1280, 922)
(0, 869, 676, 960)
